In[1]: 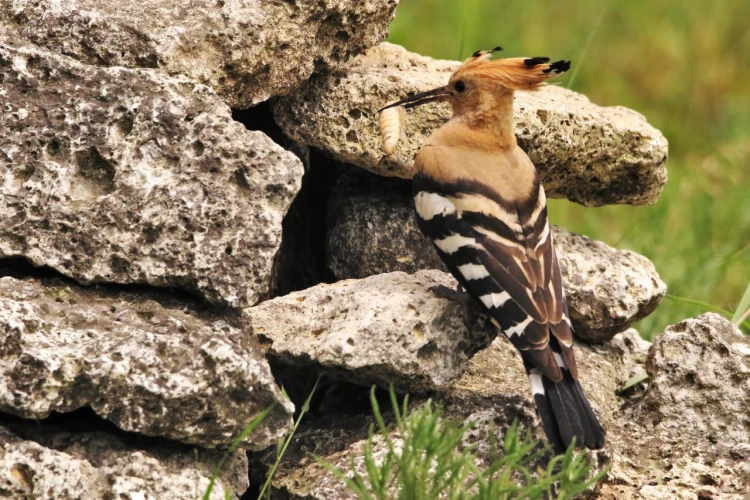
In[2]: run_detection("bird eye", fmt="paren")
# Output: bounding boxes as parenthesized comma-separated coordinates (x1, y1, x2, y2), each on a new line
(454, 80, 467, 93)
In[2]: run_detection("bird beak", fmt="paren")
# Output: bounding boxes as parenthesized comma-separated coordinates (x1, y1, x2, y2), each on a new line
(378, 86, 451, 112)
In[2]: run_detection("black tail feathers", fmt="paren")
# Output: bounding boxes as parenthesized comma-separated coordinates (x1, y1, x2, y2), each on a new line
(529, 368, 605, 453)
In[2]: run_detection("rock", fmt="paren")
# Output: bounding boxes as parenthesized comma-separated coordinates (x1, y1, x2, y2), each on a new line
(0, 422, 248, 499)
(0, 39, 303, 308)
(256, 330, 645, 499)
(645, 313, 750, 446)
(326, 172, 666, 341)
(246, 270, 496, 393)
(273, 43, 669, 207)
(0, 276, 294, 449)
(601, 313, 750, 498)
(257, 317, 750, 498)
(553, 228, 666, 342)
(0, 0, 400, 108)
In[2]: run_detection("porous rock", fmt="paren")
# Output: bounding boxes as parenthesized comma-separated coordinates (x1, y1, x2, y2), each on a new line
(0, 276, 294, 449)
(600, 313, 750, 498)
(256, 330, 645, 499)
(273, 42, 668, 207)
(645, 313, 750, 446)
(0, 0, 400, 108)
(246, 269, 496, 392)
(326, 173, 666, 341)
(256, 316, 750, 498)
(0, 39, 303, 308)
(553, 228, 666, 342)
(0, 422, 248, 499)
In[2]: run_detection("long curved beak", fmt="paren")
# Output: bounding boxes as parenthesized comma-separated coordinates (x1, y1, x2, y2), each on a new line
(377, 86, 451, 112)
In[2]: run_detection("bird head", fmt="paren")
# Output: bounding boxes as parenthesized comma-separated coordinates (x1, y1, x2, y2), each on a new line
(379, 48, 570, 120)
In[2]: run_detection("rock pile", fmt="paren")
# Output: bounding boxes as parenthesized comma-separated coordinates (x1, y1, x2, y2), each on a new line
(1, 2, 746, 498)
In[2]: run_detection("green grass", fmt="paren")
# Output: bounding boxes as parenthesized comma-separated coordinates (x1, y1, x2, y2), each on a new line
(201, 377, 319, 499)
(388, 0, 750, 339)
(319, 386, 607, 499)
(202, 403, 277, 499)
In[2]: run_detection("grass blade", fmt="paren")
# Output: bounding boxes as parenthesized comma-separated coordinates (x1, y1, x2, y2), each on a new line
(567, 0, 610, 90)
(202, 402, 277, 500)
(731, 281, 750, 326)
(258, 375, 321, 499)
(665, 294, 750, 331)
(618, 371, 649, 393)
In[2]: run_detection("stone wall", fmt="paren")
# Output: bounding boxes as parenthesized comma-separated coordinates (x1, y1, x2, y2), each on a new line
(1, 2, 747, 498)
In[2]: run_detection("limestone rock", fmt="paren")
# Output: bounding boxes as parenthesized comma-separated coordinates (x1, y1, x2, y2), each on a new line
(602, 313, 750, 498)
(0, 39, 303, 308)
(256, 317, 750, 498)
(0, 276, 294, 449)
(0, 0, 400, 108)
(0, 423, 248, 499)
(326, 173, 666, 341)
(246, 270, 496, 392)
(644, 313, 750, 445)
(553, 228, 667, 342)
(256, 330, 643, 499)
(273, 43, 669, 207)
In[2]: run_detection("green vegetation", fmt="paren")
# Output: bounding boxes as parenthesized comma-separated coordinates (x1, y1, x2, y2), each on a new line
(319, 387, 607, 499)
(202, 403, 277, 499)
(201, 378, 320, 500)
(388, 0, 750, 339)
(258, 378, 320, 499)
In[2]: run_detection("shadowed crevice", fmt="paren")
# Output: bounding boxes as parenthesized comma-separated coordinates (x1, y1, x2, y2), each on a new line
(232, 102, 346, 299)
(0, 255, 222, 321)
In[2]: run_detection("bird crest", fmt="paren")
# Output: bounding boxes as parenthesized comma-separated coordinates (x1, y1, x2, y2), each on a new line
(453, 47, 571, 91)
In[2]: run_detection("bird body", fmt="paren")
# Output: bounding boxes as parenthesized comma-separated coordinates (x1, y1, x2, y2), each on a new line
(381, 50, 605, 452)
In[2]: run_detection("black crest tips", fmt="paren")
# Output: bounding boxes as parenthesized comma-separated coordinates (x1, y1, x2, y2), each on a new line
(524, 56, 551, 67)
(472, 46, 503, 58)
(543, 60, 572, 73)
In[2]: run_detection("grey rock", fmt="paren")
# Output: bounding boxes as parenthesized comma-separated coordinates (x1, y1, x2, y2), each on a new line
(0, 39, 303, 308)
(554, 227, 667, 342)
(646, 312, 750, 445)
(273, 43, 669, 207)
(0, 0, 400, 108)
(326, 173, 666, 341)
(246, 270, 496, 393)
(257, 318, 750, 498)
(0, 423, 248, 499)
(0, 276, 294, 449)
(257, 331, 641, 499)
(601, 313, 750, 498)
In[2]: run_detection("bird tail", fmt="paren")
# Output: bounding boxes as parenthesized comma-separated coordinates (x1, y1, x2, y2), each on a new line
(526, 362, 606, 453)
(468, 57, 571, 91)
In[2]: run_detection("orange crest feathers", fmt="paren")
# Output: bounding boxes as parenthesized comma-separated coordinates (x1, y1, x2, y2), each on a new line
(455, 52, 571, 91)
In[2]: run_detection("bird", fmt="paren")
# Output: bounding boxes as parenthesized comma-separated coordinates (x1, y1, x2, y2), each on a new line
(379, 48, 605, 453)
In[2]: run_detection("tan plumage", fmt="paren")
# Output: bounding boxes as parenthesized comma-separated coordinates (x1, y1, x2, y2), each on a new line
(414, 53, 574, 381)
(382, 50, 604, 452)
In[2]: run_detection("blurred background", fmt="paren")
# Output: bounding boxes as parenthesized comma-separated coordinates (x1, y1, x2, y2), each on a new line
(387, 0, 750, 339)
(388, 0, 750, 339)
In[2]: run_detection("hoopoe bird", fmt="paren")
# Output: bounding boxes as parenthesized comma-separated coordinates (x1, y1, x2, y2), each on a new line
(379, 48, 605, 452)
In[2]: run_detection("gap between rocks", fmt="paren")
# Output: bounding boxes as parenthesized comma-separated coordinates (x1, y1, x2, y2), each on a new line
(232, 102, 345, 299)
(0, 256, 222, 320)
(0, 407, 207, 458)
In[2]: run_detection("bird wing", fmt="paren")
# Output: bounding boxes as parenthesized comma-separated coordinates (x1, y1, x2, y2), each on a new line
(413, 154, 577, 382)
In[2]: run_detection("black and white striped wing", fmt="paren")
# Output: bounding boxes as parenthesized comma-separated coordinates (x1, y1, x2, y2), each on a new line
(412, 173, 576, 383)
